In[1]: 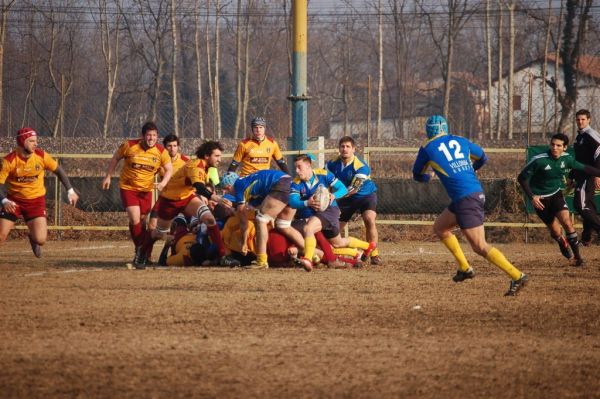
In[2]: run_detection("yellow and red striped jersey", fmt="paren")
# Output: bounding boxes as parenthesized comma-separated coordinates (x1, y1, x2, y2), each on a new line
(185, 158, 210, 186)
(0, 148, 58, 199)
(232, 136, 284, 176)
(159, 153, 193, 201)
(117, 139, 170, 192)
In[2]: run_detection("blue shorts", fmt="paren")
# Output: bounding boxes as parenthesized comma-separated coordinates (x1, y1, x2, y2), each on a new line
(448, 192, 485, 229)
(337, 193, 378, 223)
(294, 206, 341, 239)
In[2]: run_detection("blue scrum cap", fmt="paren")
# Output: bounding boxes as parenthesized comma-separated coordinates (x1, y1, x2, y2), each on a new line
(220, 171, 240, 188)
(425, 115, 448, 139)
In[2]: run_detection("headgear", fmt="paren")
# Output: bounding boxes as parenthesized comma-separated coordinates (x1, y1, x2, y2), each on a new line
(220, 171, 240, 188)
(17, 127, 37, 147)
(425, 115, 448, 139)
(251, 117, 266, 127)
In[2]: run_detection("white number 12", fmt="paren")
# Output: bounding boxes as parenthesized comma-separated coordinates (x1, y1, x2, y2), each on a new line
(438, 140, 465, 161)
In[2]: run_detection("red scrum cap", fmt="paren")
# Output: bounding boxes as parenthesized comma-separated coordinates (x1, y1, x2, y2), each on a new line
(16, 127, 37, 147)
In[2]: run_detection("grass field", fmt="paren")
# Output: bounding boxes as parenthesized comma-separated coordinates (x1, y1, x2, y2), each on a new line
(1, 240, 599, 398)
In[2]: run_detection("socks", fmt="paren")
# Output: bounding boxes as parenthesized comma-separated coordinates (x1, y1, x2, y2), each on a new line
(347, 237, 369, 250)
(207, 224, 226, 257)
(304, 236, 317, 262)
(314, 232, 336, 263)
(441, 235, 470, 272)
(566, 231, 582, 260)
(486, 247, 522, 280)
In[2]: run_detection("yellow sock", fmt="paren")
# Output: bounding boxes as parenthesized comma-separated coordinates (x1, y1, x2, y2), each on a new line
(486, 247, 522, 280)
(347, 237, 369, 250)
(333, 247, 359, 257)
(371, 248, 379, 257)
(304, 236, 317, 261)
(257, 253, 268, 264)
(441, 235, 470, 272)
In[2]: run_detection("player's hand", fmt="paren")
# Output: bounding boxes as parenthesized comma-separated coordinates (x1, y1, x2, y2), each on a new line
(241, 242, 248, 256)
(594, 177, 600, 190)
(532, 195, 544, 210)
(328, 193, 335, 205)
(1, 198, 17, 214)
(308, 195, 321, 211)
(156, 181, 167, 192)
(67, 188, 79, 206)
(218, 196, 232, 208)
(101, 176, 111, 190)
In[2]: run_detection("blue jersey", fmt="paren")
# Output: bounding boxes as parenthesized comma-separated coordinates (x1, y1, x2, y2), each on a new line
(232, 170, 288, 206)
(326, 156, 377, 197)
(290, 169, 340, 219)
(412, 134, 487, 202)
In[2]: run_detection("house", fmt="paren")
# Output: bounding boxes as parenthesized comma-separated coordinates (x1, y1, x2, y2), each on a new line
(488, 54, 600, 137)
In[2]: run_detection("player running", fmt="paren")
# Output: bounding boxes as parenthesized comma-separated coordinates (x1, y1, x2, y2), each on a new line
(412, 115, 527, 296)
(0, 127, 79, 257)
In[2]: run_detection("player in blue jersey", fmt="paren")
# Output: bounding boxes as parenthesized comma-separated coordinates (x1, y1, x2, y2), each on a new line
(219, 169, 297, 270)
(290, 154, 376, 272)
(326, 136, 382, 265)
(412, 115, 527, 296)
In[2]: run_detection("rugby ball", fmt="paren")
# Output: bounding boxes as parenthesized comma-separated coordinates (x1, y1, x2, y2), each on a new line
(313, 185, 331, 212)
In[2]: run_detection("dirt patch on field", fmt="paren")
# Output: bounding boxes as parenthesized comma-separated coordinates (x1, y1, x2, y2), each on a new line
(1, 240, 599, 398)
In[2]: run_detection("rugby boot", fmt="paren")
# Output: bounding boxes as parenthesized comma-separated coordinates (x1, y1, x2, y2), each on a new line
(293, 257, 313, 272)
(574, 257, 585, 267)
(360, 242, 377, 262)
(246, 260, 269, 270)
(29, 235, 42, 258)
(133, 246, 147, 270)
(370, 255, 383, 266)
(504, 274, 529, 297)
(452, 268, 475, 282)
(219, 255, 241, 267)
(556, 236, 573, 259)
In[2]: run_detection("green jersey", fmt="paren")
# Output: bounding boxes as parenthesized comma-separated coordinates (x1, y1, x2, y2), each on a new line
(519, 151, 584, 196)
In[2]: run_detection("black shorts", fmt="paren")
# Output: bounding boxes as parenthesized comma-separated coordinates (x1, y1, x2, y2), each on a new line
(448, 192, 485, 229)
(267, 176, 291, 204)
(337, 193, 378, 222)
(293, 206, 341, 239)
(534, 191, 569, 225)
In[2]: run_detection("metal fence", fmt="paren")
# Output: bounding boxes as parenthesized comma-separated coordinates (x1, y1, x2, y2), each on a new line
(3, 146, 556, 232)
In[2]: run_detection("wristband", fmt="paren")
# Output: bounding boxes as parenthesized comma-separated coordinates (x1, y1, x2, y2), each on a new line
(2, 198, 11, 206)
(67, 188, 76, 195)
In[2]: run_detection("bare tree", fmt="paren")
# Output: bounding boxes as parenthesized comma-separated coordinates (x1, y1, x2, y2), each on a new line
(97, 0, 121, 138)
(376, 0, 383, 139)
(546, 0, 593, 132)
(0, 0, 15, 131)
(194, 0, 205, 139)
(507, 0, 515, 140)
(495, 0, 503, 139)
(170, 0, 179, 136)
(485, 0, 493, 139)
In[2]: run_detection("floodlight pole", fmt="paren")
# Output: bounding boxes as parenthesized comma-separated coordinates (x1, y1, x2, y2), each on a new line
(288, 0, 310, 152)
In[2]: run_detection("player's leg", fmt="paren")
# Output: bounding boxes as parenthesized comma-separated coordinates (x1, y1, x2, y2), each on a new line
(433, 207, 472, 280)
(0, 217, 16, 244)
(556, 209, 583, 266)
(536, 194, 572, 260)
(360, 193, 381, 264)
(275, 206, 304, 248)
(295, 216, 322, 271)
(187, 196, 227, 261)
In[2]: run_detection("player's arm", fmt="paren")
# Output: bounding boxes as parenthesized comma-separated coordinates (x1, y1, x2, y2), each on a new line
(572, 159, 600, 178)
(330, 178, 348, 200)
(468, 142, 488, 171)
(412, 148, 431, 183)
(517, 163, 544, 210)
(0, 183, 16, 213)
(345, 164, 370, 197)
(102, 147, 124, 190)
(272, 142, 290, 174)
(227, 143, 245, 172)
(156, 162, 173, 192)
(289, 190, 309, 210)
(236, 203, 250, 255)
(53, 165, 79, 206)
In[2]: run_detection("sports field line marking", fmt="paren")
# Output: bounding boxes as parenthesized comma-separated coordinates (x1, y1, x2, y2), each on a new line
(18, 244, 130, 255)
(24, 268, 104, 277)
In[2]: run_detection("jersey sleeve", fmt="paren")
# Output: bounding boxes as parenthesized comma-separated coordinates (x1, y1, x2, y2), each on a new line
(0, 159, 9, 184)
(232, 142, 245, 163)
(43, 152, 59, 172)
(412, 147, 430, 181)
(160, 149, 171, 166)
(186, 160, 206, 185)
(116, 141, 129, 158)
(272, 141, 283, 161)
(518, 158, 538, 181)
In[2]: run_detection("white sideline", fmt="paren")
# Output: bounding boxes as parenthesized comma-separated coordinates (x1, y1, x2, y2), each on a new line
(24, 268, 104, 277)
(19, 244, 130, 255)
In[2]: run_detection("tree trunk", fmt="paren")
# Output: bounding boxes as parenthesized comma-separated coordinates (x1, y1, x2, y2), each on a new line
(376, 0, 383, 139)
(0, 0, 14, 132)
(194, 0, 205, 139)
(99, 0, 121, 138)
(170, 0, 180, 137)
(541, 0, 552, 138)
(495, 0, 503, 140)
(214, 0, 222, 139)
(507, 1, 515, 140)
(485, 0, 493, 139)
(234, 0, 242, 139)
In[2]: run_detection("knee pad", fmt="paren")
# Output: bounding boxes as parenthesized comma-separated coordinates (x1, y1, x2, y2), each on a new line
(256, 211, 274, 224)
(157, 227, 171, 234)
(196, 205, 211, 220)
(275, 218, 292, 229)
